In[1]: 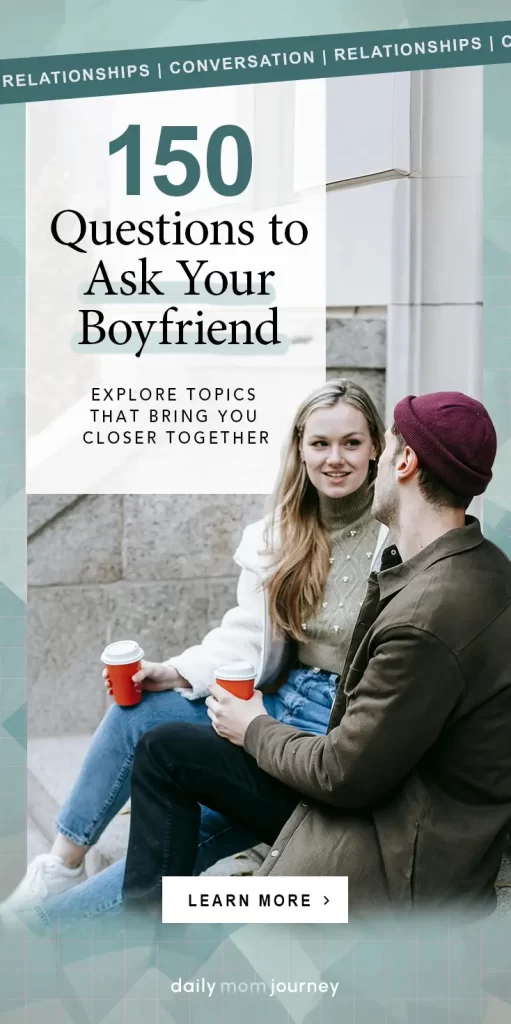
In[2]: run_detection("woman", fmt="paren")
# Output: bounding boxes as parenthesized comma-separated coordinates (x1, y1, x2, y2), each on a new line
(4, 378, 387, 926)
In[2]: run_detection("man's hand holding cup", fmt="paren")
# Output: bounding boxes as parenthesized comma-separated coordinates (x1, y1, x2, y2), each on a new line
(206, 662, 268, 745)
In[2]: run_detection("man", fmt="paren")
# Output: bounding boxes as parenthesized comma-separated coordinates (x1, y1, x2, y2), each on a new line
(123, 392, 511, 915)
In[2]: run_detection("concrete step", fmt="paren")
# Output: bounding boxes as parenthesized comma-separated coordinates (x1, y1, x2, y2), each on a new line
(496, 853, 511, 915)
(28, 735, 130, 876)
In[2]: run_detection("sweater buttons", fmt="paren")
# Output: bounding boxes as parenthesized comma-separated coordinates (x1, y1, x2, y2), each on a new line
(270, 849, 279, 858)
(301, 802, 308, 808)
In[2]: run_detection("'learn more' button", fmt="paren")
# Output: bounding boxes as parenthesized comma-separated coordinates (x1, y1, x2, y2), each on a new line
(162, 877, 348, 924)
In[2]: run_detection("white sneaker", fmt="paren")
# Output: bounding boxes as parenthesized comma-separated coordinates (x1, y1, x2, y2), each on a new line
(0, 854, 86, 915)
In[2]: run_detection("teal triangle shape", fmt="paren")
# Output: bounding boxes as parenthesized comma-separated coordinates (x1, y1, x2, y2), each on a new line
(1, 705, 26, 746)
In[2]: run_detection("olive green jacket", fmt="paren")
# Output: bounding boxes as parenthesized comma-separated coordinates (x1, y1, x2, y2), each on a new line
(245, 519, 511, 915)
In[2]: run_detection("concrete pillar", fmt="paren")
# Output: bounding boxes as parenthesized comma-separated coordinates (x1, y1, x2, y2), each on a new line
(386, 67, 483, 411)
(386, 67, 483, 516)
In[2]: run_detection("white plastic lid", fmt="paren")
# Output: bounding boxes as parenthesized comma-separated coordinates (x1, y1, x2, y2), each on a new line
(101, 640, 144, 666)
(214, 661, 255, 681)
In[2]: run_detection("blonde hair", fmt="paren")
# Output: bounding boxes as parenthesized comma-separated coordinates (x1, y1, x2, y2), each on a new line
(264, 379, 384, 642)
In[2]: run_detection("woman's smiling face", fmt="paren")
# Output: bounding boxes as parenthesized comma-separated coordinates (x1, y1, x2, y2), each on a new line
(301, 400, 376, 498)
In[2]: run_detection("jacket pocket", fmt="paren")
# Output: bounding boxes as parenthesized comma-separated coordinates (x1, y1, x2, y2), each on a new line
(409, 818, 421, 903)
(372, 777, 427, 907)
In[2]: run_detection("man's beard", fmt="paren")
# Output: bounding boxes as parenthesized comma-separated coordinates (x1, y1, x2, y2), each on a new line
(372, 484, 398, 528)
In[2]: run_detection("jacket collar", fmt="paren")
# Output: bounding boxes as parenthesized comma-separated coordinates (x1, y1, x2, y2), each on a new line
(377, 516, 484, 600)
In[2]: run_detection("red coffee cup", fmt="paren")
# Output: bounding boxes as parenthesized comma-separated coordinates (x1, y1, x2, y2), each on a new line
(214, 661, 256, 700)
(101, 641, 145, 707)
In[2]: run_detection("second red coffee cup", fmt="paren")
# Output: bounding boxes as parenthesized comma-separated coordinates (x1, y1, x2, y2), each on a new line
(101, 640, 145, 707)
(214, 661, 256, 700)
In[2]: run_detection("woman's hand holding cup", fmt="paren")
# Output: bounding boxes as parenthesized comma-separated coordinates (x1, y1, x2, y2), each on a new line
(103, 661, 191, 696)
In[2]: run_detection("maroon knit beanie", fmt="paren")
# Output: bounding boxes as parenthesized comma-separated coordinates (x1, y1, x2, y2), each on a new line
(393, 392, 497, 497)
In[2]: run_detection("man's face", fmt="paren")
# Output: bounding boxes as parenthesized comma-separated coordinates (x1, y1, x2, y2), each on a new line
(372, 428, 400, 526)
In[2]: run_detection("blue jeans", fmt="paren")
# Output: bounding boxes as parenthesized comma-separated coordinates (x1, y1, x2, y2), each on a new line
(30, 665, 337, 931)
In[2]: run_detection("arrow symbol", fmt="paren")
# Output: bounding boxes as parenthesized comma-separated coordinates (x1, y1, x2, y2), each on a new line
(323, 896, 329, 905)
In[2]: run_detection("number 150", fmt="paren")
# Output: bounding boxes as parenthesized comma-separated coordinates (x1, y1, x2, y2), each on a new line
(109, 124, 252, 197)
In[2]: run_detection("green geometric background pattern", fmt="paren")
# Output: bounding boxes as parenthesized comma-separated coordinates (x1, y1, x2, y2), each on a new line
(1, 3, 511, 1022)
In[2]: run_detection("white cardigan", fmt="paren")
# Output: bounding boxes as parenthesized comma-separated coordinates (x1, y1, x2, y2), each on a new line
(166, 517, 389, 700)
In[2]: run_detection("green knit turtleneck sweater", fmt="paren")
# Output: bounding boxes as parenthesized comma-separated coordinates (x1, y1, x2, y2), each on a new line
(297, 483, 380, 676)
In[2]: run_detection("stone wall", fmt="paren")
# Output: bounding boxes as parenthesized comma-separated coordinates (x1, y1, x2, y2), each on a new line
(28, 316, 386, 736)
(326, 317, 385, 413)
